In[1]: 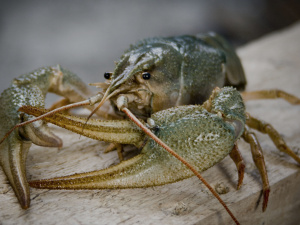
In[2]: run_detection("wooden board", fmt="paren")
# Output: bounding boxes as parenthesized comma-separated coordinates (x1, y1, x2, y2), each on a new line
(1, 22, 300, 225)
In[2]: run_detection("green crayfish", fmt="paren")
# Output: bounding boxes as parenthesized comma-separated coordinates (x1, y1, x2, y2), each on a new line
(1, 33, 299, 225)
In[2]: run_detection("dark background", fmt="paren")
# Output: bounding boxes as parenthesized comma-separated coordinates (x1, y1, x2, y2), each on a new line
(1, 0, 299, 96)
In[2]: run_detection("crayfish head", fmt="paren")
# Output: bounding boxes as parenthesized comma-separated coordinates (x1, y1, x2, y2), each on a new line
(98, 40, 184, 119)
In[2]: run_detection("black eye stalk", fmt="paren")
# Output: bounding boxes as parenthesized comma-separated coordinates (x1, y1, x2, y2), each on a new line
(142, 72, 151, 80)
(104, 72, 112, 79)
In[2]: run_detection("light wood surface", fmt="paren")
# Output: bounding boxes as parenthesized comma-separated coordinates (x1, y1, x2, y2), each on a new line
(1, 23, 300, 225)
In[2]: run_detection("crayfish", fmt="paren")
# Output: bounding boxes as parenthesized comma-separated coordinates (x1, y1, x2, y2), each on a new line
(0, 33, 299, 225)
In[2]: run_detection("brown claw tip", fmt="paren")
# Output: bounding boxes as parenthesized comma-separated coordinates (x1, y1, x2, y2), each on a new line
(262, 188, 270, 212)
(21, 203, 30, 210)
(18, 194, 30, 210)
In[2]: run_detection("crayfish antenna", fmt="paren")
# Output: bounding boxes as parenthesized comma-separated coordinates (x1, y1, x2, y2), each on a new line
(86, 90, 110, 122)
(121, 106, 240, 225)
(84, 87, 126, 128)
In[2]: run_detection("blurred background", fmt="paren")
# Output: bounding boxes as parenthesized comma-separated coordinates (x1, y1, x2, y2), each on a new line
(0, 0, 299, 96)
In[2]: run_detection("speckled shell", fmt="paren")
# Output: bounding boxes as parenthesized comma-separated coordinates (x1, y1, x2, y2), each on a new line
(109, 33, 246, 116)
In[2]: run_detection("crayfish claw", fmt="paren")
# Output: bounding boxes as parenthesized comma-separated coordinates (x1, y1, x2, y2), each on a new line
(0, 66, 95, 209)
(0, 134, 31, 209)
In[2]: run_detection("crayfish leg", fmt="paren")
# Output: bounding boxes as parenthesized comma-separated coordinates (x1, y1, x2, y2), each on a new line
(246, 113, 300, 164)
(104, 143, 124, 161)
(229, 144, 245, 190)
(242, 125, 270, 212)
(241, 89, 300, 105)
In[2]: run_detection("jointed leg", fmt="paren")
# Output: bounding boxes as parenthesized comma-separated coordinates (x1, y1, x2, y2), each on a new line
(246, 113, 300, 164)
(241, 89, 300, 105)
(242, 125, 270, 212)
(229, 144, 245, 190)
(104, 143, 124, 161)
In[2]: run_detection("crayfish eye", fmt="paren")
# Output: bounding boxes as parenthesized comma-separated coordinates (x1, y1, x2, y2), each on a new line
(104, 72, 112, 79)
(142, 72, 151, 80)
